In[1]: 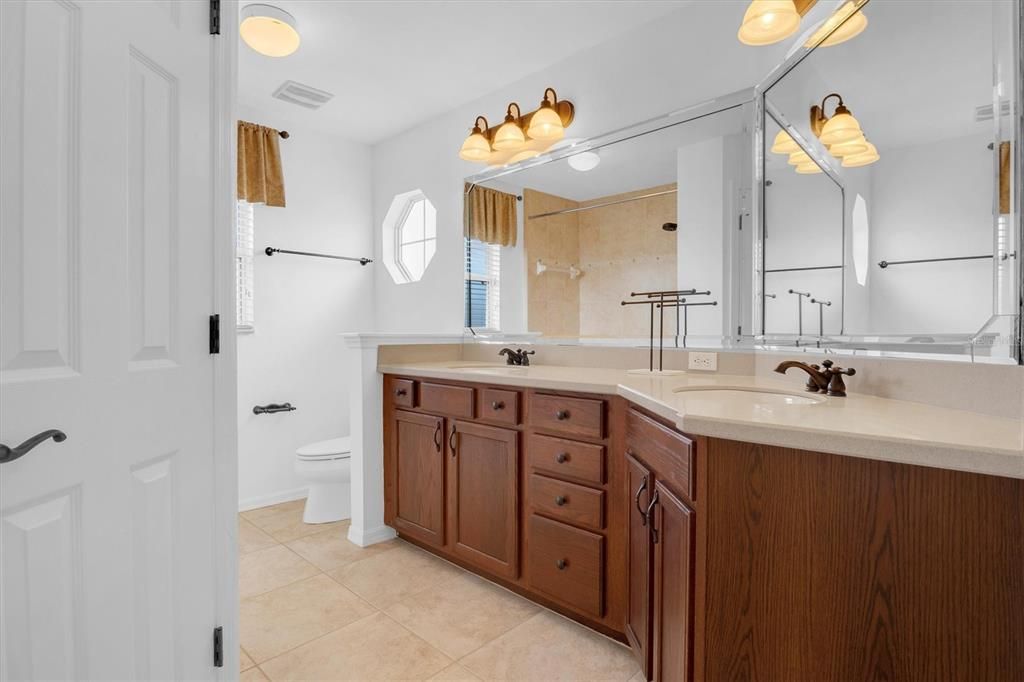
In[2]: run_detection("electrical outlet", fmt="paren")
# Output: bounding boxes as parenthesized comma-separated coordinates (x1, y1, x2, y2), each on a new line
(688, 351, 718, 371)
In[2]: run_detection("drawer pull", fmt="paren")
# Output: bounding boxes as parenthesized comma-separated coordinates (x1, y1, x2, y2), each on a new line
(433, 422, 442, 453)
(555, 495, 567, 506)
(634, 475, 649, 526)
(491, 401, 505, 410)
(396, 388, 407, 396)
(449, 426, 457, 456)
(556, 452, 570, 464)
(555, 409, 570, 420)
(556, 559, 568, 570)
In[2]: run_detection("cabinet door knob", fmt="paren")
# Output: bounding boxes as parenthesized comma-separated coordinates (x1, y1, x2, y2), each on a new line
(396, 388, 407, 396)
(555, 495, 567, 506)
(556, 559, 567, 570)
(555, 410, 569, 420)
(491, 401, 504, 410)
(555, 452, 569, 464)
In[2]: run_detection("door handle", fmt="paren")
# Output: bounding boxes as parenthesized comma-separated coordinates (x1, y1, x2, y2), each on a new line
(0, 429, 67, 464)
(449, 425, 457, 456)
(634, 475, 649, 526)
(646, 491, 660, 544)
(433, 422, 442, 453)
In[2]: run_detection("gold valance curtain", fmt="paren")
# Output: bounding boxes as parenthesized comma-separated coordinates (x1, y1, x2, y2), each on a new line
(465, 183, 518, 247)
(237, 120, 286, 207)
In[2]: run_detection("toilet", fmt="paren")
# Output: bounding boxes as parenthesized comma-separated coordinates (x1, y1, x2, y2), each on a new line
(294, 436, 351, 524)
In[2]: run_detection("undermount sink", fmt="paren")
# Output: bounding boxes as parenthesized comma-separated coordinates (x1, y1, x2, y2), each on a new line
(673, 386, 826, 406)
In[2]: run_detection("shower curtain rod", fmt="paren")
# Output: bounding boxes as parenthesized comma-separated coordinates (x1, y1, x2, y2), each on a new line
(527, 188, 677, 220)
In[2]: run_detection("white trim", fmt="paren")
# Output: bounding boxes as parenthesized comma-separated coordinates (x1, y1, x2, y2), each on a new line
(347, 524, 398, 548)
(239, 487, 308, 513)
(340, 332, 465, 349)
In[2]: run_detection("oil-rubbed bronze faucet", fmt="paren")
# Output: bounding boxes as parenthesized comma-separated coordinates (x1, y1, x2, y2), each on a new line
(499, 348, 535, 366)
(774, 358, 856, 397)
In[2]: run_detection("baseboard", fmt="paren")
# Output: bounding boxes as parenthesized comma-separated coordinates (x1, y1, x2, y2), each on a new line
(238, 487, 308, 513)
(347, 523, 397, 548)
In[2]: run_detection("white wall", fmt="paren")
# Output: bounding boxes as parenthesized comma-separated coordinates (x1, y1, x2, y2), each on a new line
(370, 4, 789, 334)
(237, 105, 373, 509)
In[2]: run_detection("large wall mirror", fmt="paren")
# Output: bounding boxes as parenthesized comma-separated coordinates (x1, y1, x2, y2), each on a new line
(465, 95, 754, 350)
(758, 0, 1021, 363)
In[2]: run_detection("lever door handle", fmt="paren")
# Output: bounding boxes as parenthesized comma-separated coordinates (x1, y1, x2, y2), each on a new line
(1, 429, 67, 464)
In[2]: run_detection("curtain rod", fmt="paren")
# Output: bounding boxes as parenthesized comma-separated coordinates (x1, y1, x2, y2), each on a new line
(527, 188, 676, 220)
(278, 130, 290, 139)
(265, 247, 372, 266)
(877, 253, 1013, 269)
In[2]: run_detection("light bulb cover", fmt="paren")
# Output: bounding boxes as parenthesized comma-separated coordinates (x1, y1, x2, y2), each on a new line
(771, 129, 801, 154)
(509, 149, 541, 164)
(788, 150, 812, 166)
(828, 134, 868, 157)
(737, 0, 801, 46)
(841, 142, 879, 167)
(240, 4, 300, 57)
(568, 151, 601, 172)
(795, 161, 823, 174)
(493, 104, 526, 151)
(819, 105, 863, 145)
(806, 1, 868, 48)
(527, 94, 565, 141)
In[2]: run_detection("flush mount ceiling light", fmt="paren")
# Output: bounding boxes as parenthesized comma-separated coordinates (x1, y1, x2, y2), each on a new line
(737, 0, 867, 48)
(568, 151, 601, 172)
(458, 87, 575, 165)
(810, 92, 879, 167)
(240, 4, 300, 57)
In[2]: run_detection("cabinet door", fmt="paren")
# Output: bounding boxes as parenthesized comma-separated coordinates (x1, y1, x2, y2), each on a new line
(651, 481, 694, 682)
(625, 454, 654, 680)
(392, 409, 446, 547)
(449, 420, 519, 579)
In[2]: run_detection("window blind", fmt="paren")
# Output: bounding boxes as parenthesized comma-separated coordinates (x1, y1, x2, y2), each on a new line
(464, 238, 500, 331)
(236, 200, 255, 330)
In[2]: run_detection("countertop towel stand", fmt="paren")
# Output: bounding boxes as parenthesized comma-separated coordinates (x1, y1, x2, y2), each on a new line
(265, 247, 372, 266)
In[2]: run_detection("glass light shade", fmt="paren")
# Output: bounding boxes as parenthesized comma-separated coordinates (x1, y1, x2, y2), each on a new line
(568, 151, 601, 172)
(806, 2, 868, 48)
(493, 120, 526, 151)
(841, 142, 879, 167)
(737, 0, 801, 46)
(771, 129, 801, 155)
(819, 109, 863, 145)
(795, 161, 823, 174)
(459, 130, 491, 162)
(527, 105, 564, 141)
(828, 134, 868, 157)
(788, 150, 812, 166)
(509, 149, 541, 164)
(240, 4, 300, 57)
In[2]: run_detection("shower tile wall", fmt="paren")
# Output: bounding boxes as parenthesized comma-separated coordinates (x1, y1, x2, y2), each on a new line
(524, 189, 581, 338)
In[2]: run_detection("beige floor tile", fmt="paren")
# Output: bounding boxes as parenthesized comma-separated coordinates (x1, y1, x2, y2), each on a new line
(240, 646, 255, 671)
(241, 499, 306, 524)
(428, 662, 481, 681)
(240, 519, 277, 555)
(259, 612, 452, 681)
(328, 542, 461, 609)
(627, 670, 646, 682)
(239, 545, 319, 599)
(385, 572, 539, 659)
(286, 525, 399, 572)
(240, 665, 269, 681)
(241, 573, 377, 663)
(460, 611, 639, 681)
(246, 504, 345, 544)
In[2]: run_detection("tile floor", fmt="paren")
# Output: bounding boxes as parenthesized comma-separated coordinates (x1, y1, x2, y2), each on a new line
(239, 499, 641, 681)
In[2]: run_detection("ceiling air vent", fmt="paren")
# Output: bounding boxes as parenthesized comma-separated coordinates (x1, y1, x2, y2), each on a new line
(272, 80, 334, 110)
(974, 99, 1012, 122)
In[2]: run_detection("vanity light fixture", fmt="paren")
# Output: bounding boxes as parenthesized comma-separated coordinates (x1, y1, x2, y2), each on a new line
(738, 0, 867, 48)
(841, 142, 879, 167)
(458, 88, 575, 165)
(810, 93, 879, 167)
(568, 150, 601, 172)
(771, 129, 801, 155)
(240, 3, 301, 57)
(788, 149, 812, 166)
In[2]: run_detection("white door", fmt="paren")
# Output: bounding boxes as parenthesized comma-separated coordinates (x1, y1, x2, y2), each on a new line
(1, 1, 229, 679)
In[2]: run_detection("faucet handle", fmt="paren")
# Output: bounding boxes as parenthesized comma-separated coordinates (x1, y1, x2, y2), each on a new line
(826, 365, 856, 396)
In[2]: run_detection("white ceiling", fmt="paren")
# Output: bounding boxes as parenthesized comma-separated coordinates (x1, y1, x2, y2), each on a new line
(237, 0, 690, 143)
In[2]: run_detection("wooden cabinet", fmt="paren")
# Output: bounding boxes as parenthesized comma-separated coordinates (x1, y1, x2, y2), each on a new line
(650, 481, 693, 682)
(391, 409, 446, 548)
(448, 420, 519, 579)
(625, 454, 653, 679)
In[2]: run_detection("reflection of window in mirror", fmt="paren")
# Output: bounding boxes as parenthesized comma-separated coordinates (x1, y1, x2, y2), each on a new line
(464, 238, 500, 331)
(852, 194, 868, 286)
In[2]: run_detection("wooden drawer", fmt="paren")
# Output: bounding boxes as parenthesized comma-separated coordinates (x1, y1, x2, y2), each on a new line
(391, 378, 416, 408)
(528, 433, 605, 485)
(626, 408, 695, 503)
(527, 515, 604, 618)
(529, 393, 605, 440)
(419, 382, 474, 419)
(477, 387, 520, 426)
(529, 474, 604, 531)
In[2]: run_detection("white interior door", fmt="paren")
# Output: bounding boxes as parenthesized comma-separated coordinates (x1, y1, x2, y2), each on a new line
(1, 1, 228, 679)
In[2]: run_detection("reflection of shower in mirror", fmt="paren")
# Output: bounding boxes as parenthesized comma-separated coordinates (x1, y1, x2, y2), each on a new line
(536, 258, 582, 280)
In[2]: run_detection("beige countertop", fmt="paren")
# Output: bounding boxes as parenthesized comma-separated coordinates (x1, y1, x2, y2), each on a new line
(378, 361, 1024, 480)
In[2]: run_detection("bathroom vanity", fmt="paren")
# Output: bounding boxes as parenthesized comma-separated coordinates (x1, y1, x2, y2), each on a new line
(380, 365, 1024, 681)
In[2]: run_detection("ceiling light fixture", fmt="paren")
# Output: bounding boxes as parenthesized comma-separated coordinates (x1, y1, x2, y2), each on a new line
(568, 151, 601, 172)
(737, 0, 867, 48)
(458, 88, 575, 165)
(240, 4, 301, 57)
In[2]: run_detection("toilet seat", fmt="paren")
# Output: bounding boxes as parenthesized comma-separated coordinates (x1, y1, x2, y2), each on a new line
(296, 437, 351, 462)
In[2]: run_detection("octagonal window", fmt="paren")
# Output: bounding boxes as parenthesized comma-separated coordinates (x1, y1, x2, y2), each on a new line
(383, 190, 437, 284)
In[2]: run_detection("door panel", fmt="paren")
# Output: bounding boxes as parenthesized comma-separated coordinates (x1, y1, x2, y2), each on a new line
(625, 454, 653, 679)
(449, 421, 518, 578)
(652, 481, 694, 682)
(393, 410, 446, 547)
(1, 2, 221, 679)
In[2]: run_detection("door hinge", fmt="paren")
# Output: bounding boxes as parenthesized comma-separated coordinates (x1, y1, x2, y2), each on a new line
(213, 626, 223, 667)
(209, 314, 220, 354)
(209, 0, 220, 35)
